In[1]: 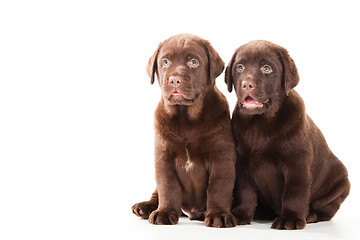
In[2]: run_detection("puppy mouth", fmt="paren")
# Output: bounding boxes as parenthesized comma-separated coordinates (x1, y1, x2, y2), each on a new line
(241, 96, 269, 110)
(168, 91, 197, 105)
(172, 91, 182, 96)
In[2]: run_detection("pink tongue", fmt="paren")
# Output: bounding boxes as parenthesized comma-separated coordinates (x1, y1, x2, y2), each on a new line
(244, 96, 263, 108)
(245, 97, 257, 104)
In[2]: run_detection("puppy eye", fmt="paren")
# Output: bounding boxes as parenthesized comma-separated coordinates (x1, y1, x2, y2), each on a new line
(261, 65, 272, 74)
(188, 59, 199, 68)
(235, 64, 245, 73)
(161, 58, 171, 67)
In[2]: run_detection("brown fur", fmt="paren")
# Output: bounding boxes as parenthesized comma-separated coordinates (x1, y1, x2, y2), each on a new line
(132, 34, 236, 227)
(225, 40, 350, 230)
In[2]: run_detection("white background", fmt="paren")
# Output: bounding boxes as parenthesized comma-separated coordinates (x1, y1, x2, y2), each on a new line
(0, 0, 359, 239)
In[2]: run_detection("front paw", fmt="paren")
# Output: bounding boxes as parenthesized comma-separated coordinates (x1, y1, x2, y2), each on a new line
(231, 208, 253, 225)
(132, 201, 157, 219)
(204, 210, 236, 228)
(148, 209, 179, 225)
(271, 216, 306, 230)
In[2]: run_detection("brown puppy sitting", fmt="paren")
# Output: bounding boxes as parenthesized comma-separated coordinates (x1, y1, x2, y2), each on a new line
(225, 40, 350, 230)
(132, 34, 236, 228)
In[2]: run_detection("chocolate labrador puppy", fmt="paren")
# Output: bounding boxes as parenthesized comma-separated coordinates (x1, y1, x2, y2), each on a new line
(225, 40, 350, 230)
(132, 34, 236, 227)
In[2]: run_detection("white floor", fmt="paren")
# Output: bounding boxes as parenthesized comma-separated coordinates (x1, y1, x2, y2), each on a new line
(128, 215, 357, 240)
(0, 201, 357, 240)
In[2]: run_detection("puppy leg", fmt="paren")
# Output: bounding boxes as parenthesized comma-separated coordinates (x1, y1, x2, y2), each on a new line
(148, 143, 182, 225)
(308, 177, 350, 223)
(132, 190, 158, 219)
(205, 153, 236, 228)
(232, 172, 258, 225)
(271, 163, 310, 230)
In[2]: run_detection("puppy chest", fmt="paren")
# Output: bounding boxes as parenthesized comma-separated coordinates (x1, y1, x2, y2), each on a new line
(175, 152, 209, 206)
(249, 157, 283, 209)
(175, 146, 208, 172)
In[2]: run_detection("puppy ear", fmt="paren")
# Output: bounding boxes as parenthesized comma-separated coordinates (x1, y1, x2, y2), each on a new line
(146, 44, 161, 85)
(224, 52, 236, 92)
(202, 41, 224, 84)
(277, 47, 299, 95)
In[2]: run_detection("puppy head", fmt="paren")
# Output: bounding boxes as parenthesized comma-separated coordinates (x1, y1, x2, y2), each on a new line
(147, 34, 224, 106)
(225, 40, 299, 116)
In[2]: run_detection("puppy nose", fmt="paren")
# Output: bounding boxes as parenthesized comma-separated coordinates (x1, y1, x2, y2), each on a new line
(241, 80, 255, 91)
(169, 76, 182, 87)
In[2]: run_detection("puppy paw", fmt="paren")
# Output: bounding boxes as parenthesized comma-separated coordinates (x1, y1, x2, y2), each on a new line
(188, 211, 205, 221)
(204, 210, 236, 228)
(131, 201, 157, 219)
(148, 209, 179, 225)
(271, 216, 306, 230)
(306, 210, 318, 223)
(231, 208, 253, 225)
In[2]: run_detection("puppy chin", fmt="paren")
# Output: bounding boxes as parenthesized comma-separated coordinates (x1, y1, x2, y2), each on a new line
(240, 104, 267, 115)
(162, 93, 203, 119)
(239, 100, 282, 118)
(165, 92, 196, 106)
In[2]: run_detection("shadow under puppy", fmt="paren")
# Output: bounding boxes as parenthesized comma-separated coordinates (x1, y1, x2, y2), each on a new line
(132, 34, 237, 228)
(225, 40, 350, 230)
